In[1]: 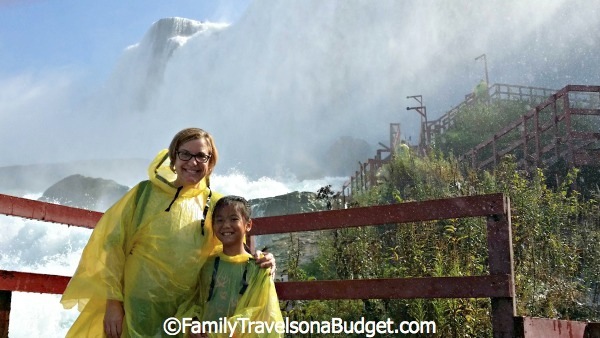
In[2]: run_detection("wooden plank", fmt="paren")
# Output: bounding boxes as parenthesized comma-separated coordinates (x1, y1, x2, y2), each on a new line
(570, 108, 600, 116)
(0, 194, 101, 229)
(571, 131, 600, 140)
(573, 150, 600, 166)
(251, 193, 506, 235)
(565, 85, 600, 92)
(0, 269, 514, 301)
(0, 271, 70, 294)
(540, 143, 557, 155)
(275, 275, 513, 300)
(479, 157, 495, 170)
(539, 120, 557, 133)
(498, 138, 524, 157)
(514, 316, 590, 338)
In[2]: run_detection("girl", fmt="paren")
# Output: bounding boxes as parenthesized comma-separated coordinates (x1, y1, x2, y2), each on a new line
(179, 195, 283, 338)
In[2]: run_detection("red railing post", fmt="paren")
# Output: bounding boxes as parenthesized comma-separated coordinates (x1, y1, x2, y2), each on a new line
(486, 195, 516, 338)
(0, 291, 10, 338)
(521, 117, 528, 172)
(564, 91, 574, 166)
(534, 106, 541, 168)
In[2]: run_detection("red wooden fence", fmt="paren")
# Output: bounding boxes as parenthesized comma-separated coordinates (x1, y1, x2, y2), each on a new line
(1, 193, 598, 337)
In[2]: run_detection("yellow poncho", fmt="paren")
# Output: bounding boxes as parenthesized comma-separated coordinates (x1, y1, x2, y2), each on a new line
(176, 252, 284, 338)
(61, 149, 222, 337)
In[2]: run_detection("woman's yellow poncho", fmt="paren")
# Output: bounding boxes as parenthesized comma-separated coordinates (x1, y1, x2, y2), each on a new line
(61, 149, 222, 337)
(176, 252, 284, 338)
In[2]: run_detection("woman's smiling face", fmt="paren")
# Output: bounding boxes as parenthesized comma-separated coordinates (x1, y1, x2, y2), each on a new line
(172, 138, 212, 187)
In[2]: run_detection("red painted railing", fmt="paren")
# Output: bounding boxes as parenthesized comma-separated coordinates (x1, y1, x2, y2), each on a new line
(347, 83, 561, 197)
(461, 85, 600, 171)
(1, 193, 598, 337)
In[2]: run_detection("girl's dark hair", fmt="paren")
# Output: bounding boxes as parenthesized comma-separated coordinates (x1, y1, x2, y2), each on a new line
(212, 195, 252, 222)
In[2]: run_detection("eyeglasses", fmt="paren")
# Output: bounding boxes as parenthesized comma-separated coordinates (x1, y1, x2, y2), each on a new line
(177, 150, 211, 163)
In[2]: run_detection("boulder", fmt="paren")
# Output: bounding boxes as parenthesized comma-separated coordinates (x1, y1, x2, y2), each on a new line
(39, 174, 129, 212)
(250, 191, 328, 272)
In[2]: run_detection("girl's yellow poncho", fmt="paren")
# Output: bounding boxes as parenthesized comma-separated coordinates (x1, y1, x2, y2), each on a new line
(61, 149, 222, 337)
(176, 252, 284, 338)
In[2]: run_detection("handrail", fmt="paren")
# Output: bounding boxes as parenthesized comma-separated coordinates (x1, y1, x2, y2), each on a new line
(346, 83, 560, 198)
(0, 193, 101, 228)
(460, 85, 600, 171)
(1, 192, 517, 337)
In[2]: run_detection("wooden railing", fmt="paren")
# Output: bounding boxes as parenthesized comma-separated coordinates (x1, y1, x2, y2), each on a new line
(425, 83, 557, 149)
(1, 193, 598, 337)
(347, 122, 401, 196)
(461, 85, 600, 171)
(346, 84, 559, 198)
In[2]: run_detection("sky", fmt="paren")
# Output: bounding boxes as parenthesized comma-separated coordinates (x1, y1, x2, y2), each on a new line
(0, 0, 251, 82)
(1, 0, 599, 176)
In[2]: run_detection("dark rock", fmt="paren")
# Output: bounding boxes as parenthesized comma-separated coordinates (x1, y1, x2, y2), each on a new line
(38, 174, 129, 212)
(249, 191, 328, 271)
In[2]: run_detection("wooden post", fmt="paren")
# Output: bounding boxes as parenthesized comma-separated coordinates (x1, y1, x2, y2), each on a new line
(521, 117, 528, 172)
(368, 159, 377, 188)
(0, 291, 10, 338)
(564, 92, 574, 166)
(534, 106, 541, 168)
(493, 135, 498, 167)
(486, 195, 516, 338)
(552, 100, 559, 162)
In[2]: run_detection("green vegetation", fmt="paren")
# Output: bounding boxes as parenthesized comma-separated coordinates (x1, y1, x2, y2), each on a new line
(282, 149, 600, 337)
(437, 100, 528, 157)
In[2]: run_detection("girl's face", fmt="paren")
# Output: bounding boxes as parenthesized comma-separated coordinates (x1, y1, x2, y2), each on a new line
(213, 204, 252, 255)
(172, 138, 211, 187)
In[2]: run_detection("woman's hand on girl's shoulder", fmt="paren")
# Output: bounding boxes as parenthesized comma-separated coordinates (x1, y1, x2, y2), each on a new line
(254, 250, 276, 276)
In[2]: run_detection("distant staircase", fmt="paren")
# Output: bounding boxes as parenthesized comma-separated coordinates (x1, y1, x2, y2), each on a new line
(345, 84, 600, 198)
(460, 85, 600, 172)
(424, 83, 557, 149)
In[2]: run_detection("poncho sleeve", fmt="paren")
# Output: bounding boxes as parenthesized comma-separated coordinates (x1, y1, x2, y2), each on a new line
(60, 182, 144, 310)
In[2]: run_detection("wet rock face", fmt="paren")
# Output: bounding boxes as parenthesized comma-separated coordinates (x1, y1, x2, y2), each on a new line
(250, 191, 325, 218)
(250, 191, 328, 270)
(39, 174, 129, 212)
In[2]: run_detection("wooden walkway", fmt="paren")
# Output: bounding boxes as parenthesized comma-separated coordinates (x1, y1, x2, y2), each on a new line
(461, 85, 600, 171)
(346, 84, 600, 197)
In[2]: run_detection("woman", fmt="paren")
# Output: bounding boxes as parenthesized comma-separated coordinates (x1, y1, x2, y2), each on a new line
(61, 128, 274, 337)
